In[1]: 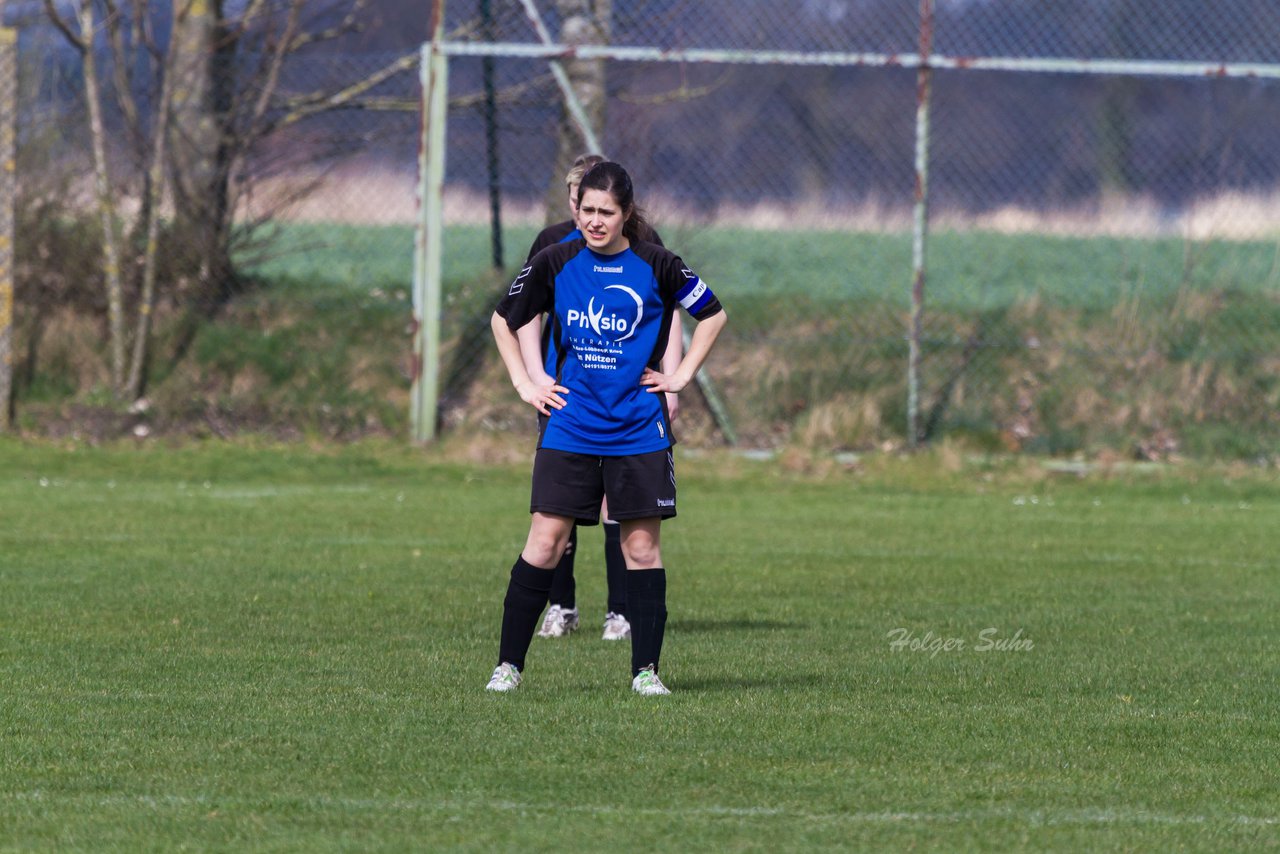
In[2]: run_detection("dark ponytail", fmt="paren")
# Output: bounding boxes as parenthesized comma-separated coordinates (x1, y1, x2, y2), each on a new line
(576, 161, 653, 244)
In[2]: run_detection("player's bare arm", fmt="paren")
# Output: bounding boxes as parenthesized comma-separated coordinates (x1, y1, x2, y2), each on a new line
(641, 309, 727, 395)
(661, 318, 684, 419)
(516, 315, 555, 385)
(491, 311, 568, 416)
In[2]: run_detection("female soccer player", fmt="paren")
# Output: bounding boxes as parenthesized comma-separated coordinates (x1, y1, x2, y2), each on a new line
(486, 161, 727, 695)
(517, 153, 683, 644)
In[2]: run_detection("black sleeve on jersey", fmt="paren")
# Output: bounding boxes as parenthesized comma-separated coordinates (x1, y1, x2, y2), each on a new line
(496, 221, 575, 310)
(496, 242, 579, 330)
(496, 255, 551, 331)
(525, 220, 577, 263)
(630, 242, 723, 322)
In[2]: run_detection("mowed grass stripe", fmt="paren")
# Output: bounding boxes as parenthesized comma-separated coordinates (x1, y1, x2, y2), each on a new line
(2, 441, 1278, 850)
(5, 790, 1279, 828)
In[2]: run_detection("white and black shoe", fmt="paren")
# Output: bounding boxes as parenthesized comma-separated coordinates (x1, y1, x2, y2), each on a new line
(601, 611, 631, 641)
(485, 662, 521, 692)
(631, 666, 670, 696)
(538, 605, 580, 638)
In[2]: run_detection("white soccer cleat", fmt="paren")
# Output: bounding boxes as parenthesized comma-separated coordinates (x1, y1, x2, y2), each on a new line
(537, 604, 563, 638)
(485, 662, 521, 692)
(559, 607, 580, 634)
(631, 666, 670, 696)
(538, 605, 579, 638)
(601, 611, 631, 641)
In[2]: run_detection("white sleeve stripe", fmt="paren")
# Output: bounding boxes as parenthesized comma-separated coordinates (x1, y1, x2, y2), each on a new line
(677, 278, 707, 310)
(508, 265, 532, 296)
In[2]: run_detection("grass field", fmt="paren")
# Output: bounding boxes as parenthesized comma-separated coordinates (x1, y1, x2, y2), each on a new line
(249, 221, 1280, 311)
(18, 220, 1279, 454)
(2, 439, 1278, 850)
(217, 220, 1280, 456)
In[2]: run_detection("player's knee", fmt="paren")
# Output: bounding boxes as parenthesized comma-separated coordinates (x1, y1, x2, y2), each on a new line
(523, 531, 565, 568)
(622, 537, 661, 568)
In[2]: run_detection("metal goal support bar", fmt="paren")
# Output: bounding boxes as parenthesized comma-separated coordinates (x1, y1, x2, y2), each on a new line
(435, 42, 1280, 81)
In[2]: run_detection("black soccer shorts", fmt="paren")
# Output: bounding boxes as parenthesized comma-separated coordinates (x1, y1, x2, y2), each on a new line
(530, 447, 676, 524)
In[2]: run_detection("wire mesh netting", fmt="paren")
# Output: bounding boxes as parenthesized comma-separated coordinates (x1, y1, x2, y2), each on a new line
(3, 2, 1279, 457)
(428, 1, 1280, 457)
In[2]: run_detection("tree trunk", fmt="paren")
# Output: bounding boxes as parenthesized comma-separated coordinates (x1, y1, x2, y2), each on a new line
(79, 3, 128, 394)
(125, 2, 182, 401)
(169, 0, 237, 303)
(544, 0, 610, 222)
(205, 2, 239, 301)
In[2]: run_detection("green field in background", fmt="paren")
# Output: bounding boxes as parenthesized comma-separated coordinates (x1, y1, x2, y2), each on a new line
(3, 440, 1277, 850)
(247, 221, 1280, 310)
(142, 221, 1279, 457)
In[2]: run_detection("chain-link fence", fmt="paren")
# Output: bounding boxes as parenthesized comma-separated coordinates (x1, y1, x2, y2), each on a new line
(3, 2, 1280, 458)
(423, 0, 1280, 459)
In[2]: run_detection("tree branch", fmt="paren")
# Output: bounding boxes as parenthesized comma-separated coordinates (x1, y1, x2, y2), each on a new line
(288, 0, 370, 51)
(43, 0, 86, 51)
(103, 0, 144, 155)
(269, 50, 419, 130)
(245, 0, 304, 141)
(220, 0, 273, 43)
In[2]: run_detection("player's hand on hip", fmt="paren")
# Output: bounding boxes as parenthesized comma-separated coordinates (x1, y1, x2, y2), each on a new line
(641, 367, 689, 395)
(516, 379, 568, 416)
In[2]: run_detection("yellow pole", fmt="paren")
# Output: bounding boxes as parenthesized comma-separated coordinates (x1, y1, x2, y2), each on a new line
(0, 28, 17, 431)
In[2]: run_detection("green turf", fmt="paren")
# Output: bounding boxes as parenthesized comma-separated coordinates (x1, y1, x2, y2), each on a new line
(244, 221, 1280, 311)
(51, 221, 1250, 456)
(1, 440, 1277, 850)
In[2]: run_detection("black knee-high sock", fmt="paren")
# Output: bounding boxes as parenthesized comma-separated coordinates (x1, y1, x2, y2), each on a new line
(626, 568, 667, 676)
(548, 525, 577, 609)
(604, 522, 627, 616)
(498, 557, 554, 671)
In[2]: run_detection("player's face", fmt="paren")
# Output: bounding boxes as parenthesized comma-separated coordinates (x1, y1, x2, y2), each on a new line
(578, 188, 629, 255)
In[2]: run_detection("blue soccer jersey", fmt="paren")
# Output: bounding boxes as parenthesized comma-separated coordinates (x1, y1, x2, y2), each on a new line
(525, 221, 664, 379)
(498, 239, 721, 456)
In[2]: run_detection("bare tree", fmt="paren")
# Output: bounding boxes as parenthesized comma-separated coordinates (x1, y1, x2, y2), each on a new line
(544, 0, 610, 220)
(160, 0, 407, 355)
(42, 0, 411, 402)
(45, 0, 129, 393)
(124, 0, 183, 399)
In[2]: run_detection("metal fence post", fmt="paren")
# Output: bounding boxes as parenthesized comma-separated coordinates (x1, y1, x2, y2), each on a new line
(412, 3, 448, 443)
(908, 0, 934, 448)
(0, 28, 15, 432)
(481, 0, 503, 270)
